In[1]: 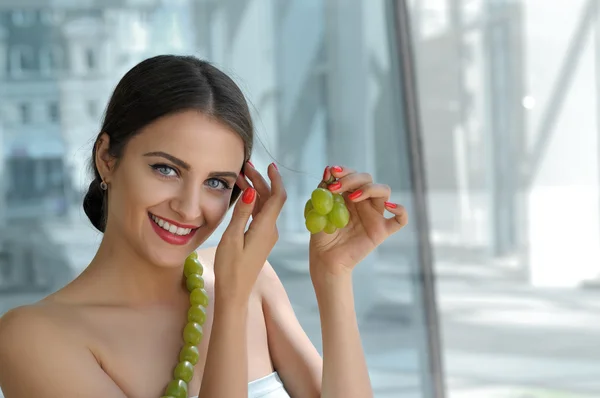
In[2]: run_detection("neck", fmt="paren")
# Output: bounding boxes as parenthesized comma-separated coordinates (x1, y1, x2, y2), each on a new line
(80, 230, 189, 307)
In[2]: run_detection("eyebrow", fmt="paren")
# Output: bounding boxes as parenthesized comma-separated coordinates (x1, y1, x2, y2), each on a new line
(143, 151, 239, 179)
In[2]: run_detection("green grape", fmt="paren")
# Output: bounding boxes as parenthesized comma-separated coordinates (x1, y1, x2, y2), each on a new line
(173, 361, 194, 383)
(304, 199, 314, 218)
(333, 193, 345, 204)
(188, 305, 207, 325)
(183, 322, 203, 345)
(190, 288, 209, 306)
(160, 396, 177, 398)
(311, 188, 334, 215)
(165, 379, 187, 398)
(188, 251, 198, 260)
(184, 257, 203, 277)
(305, 210, 327, 234)
(323, 221, 337, 234)
(186, 273, 204, 292)
(179, 344, 199, 364)
(328, 203, 350, 228)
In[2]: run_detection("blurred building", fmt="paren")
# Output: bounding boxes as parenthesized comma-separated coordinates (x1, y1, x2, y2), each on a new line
(0, 0, 165, 291)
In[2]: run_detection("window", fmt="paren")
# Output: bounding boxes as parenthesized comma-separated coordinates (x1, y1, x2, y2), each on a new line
(6, 157, 65, 201)
(7, 157, 35, 200)
(48, 101, 60, 123)
(0, 2, 439, 397)
(18, 103, 31, 124)
(10, 46, 36, 75)
(409, 0, 600, 396)
(85, 48, 97, 71)
(40, 10, 64, 25)
(12, 10, 36, 27)
(40, 46, 63, 75)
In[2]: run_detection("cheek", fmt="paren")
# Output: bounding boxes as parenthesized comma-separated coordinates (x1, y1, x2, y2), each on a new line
(113, 168, 172, 219)
(202, 193, 233, 225)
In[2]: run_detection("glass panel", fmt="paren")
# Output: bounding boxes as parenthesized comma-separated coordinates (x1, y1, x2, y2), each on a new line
(410, 0, 600, 396)
(0, 1, 440, 397)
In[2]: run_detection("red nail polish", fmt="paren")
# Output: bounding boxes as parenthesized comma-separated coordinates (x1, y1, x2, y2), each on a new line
(328, 181, 342, 191)
(348, 190, 362, 200)
(242, 188, 256, 204)
(322, 166, 329, 180)
(332, 166, 343, 173)
(271, 162, 278, 171)
(384, 201, 397, 209)
(247, 160, 254, 167)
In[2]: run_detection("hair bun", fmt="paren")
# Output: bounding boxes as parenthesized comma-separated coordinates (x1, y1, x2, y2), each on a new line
(83, 179, 106, 232)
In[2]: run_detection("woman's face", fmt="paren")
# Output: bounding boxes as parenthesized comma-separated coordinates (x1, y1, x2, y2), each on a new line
(99, 110, 245, 268)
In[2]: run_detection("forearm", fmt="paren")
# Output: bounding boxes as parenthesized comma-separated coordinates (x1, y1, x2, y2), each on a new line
(198, 299, 248, 398)
(313, 270, 373, 398)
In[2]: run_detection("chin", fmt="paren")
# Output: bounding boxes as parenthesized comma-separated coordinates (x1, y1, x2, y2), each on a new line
(143, 219, 212, 269)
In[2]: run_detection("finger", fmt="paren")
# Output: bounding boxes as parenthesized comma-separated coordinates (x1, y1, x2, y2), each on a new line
(242, 162, 270, 214)
(322, 165, 332, 182)
(346, 183, 391, 204)
(247, 163, 286, 231)
(223, 187, 257, 238)
(244, 161, 271, 199)
(235, 172, 252, 191)
(326, 172, 373, 194)
(328, 165, 355, 180)
(384, 202, 408, 235)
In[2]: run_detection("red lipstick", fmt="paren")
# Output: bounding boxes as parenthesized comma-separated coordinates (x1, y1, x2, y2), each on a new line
(149, 213, 198, 246)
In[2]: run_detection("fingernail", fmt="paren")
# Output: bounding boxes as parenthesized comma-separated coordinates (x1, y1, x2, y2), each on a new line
(332, 165, 343, 173)
(322, 166, 329, 180)
(348, 190, 362, 200)
(384, 201, 397, 209)
(242, 187, 256, 204)
(328, 181, 342, 191)
(247, 160, 254, 167)
(271, 162, 278, 171)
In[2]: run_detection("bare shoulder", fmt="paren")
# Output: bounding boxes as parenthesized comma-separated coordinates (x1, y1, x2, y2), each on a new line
(0, 302, 86, 368)
(0, 303, 66, 346)
(0, 303, 126, 397)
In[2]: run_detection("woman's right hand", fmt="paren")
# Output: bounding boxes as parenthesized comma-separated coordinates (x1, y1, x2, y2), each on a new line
(213, 162, 286, 307)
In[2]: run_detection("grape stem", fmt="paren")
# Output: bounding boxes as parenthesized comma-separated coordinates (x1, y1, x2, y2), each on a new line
(318, 175, 336, 189)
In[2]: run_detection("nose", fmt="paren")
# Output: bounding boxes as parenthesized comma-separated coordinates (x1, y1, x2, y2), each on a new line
(169, 183, 203, 224)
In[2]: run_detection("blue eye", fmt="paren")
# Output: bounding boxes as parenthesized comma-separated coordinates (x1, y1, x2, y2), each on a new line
(151, 164, 177, 177)
(206, 178, 231, 190)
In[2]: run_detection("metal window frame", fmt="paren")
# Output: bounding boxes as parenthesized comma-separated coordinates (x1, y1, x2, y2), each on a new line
(391, 1, 447, 397)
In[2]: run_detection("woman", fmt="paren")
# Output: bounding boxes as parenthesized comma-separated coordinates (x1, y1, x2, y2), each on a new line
(0, 55, 407, 398)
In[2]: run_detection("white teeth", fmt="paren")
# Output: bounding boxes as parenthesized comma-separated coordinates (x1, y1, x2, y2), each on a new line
(150, 214, 194, 236)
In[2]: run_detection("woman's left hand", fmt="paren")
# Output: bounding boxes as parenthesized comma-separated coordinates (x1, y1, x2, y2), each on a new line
(309, 166, 408, 278)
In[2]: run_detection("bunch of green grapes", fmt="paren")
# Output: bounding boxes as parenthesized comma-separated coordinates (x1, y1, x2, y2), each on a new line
(304, 177, 350, 234)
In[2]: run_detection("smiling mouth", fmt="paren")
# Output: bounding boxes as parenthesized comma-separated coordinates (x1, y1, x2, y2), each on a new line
(149, 213, 199, 236)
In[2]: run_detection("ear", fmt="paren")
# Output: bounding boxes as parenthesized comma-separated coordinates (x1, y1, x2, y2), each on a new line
(94, 133, 117, 183)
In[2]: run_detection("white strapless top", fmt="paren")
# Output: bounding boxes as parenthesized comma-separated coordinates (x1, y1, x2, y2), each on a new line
(191, 371, 291, 398)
